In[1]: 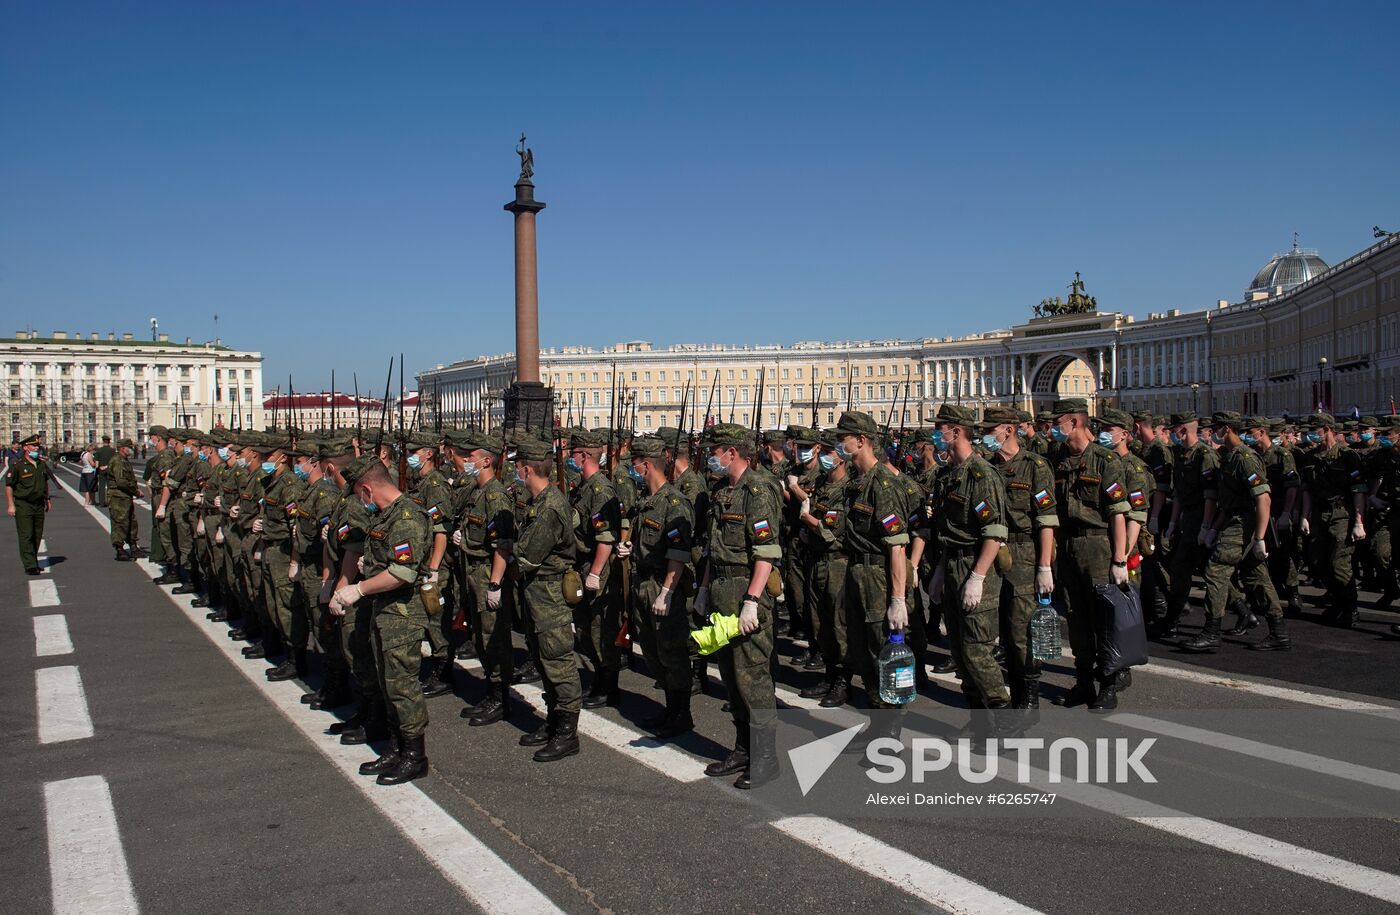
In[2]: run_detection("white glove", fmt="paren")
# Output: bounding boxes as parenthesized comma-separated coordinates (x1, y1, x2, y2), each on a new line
(1352, 521, 1367, 541)
(800, 498, 810, 516)
(1276, 514, 1292, 533)
(927, 563, 945, 603)
(486, 583, 502, 610)
(1250, 539, 1268, 561)
(1110, 562, 1129, 587)
(321, 523, 331, 542)
(252, 550, 262, 563)
(1197, 527, 1215, 548)
(155, 505, 166, 520)
(195, 518, 206, 537)
(451, 529, 463, 547)
(319, 579, 334, 605)
(585, 571, 602, 592)
(193, 492, 204, 505)
(785, 474, 799, 490)
(333, 583, 363, 609)
(251, 518, 264, 534)
(228, 504, 240, 519)
(961, 571, 985, 611)
(1035, 565, 1054, 595)
(886, 596, 909, 631)
(356, 555, 366, 576)
(288, 560, 300, 582)
(615, 540, 633, 559)
(651, 586, 672, 616)
(1299, 517, 1311, 536)
(425, 568, 439, 586)
(214, 526, 224, 545)
(213, 496, 222, 509)
(739, 597, 760, 634)
(694, 586, 709, 616)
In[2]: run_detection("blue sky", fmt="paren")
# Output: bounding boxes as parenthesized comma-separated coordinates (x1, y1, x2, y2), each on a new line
(3, 1, 1397, 389)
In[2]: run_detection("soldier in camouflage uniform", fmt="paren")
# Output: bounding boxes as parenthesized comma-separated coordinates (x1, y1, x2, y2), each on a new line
(796, 433, 852, 705)
(1181, 412, 1290, 652)
(1132, 411, 1174, 629)
(255, 438, 307, 681)
(781, 426, 824, 666)
(696, 423, 783, 789)
(293, 438, 352, 709)
(331, 456, 433, 786)
(567, 429, 624, 709)
(154, 431, 197, 588)
(142, 426, 172, 567)
(107, 438, 140, 559)
(1247, 417, 1303, 617)
(1300, 412, 1369, 627)
(1161, 413, 1219, 638)
(405, 432, 455, 698)
(1366, 418, 1400, 610)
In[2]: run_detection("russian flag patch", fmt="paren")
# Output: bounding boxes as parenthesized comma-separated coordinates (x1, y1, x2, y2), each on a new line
(824, 510, 839, 527)
(1105, 481, 1124, 500)
(1034, 489, 1053, 509)
(752, 518, 772, 541)
(1129, 489, 1146, 509)
(1246, 472, 1261, 487)
(428, 504, 443, 521)
(336, 523, 351, 541)
(973, 500, 992, 521)
(880, 512, 903, 534)
(392, 541, 414, 563)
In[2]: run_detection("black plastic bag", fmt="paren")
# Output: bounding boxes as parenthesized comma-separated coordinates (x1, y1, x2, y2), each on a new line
(1094, 582, 1149, 676)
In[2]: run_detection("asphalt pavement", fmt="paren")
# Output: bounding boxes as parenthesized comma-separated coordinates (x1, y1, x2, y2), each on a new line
(4, 461, 1399, 915)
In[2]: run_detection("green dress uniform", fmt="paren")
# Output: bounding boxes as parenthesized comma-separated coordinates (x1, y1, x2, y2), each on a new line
(1198, 435, 1281, 630)
(989, 427, 1058, 707)
(362, 493, 433, 741)
(7, 440, 52, 573)
(1165, 426, 1219, 626)
(107, 446, 140, 554)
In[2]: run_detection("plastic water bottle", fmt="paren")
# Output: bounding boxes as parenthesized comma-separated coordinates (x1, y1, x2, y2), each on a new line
(1031, 595, 1061, 662)
(878, 632, 917, 705)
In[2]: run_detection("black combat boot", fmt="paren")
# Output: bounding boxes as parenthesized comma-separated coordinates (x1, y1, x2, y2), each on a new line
(641, 691, 674, 730)
(301, 687, 323, 706)
(1053, 671, 1098, 707)
(312, 673, 354, 710)
(931, 654, 958, 674)
(358, 733, 401, 775)
(533, 711, 580, 762)
(513, 659, 542, 684)
(1088, 678, 1119, 712)
(1248, 615, 1292, 651)
(1179, 617, 1223, 653)
(802, 649, 823, 671)
(377, 735, 428, 785)
(341, 706, 390, 746)
(1224, 598, 1259, 635)
(705, 723, 750, 777)
(692, 659, 709, 696)
(421, 659, 453, 698)
(653, 690, 694, 740)
(242, 643, 266, 659)
(582, 669, 620, 709)
(172, 569, 198, 595)
(468, 682, 511, 727)
(819, 678, 849, 709)
(455, 640, 478, 660)
(1152, 606, 1182, 640)
(799, 673, 834, 700)
(265, 657, 299, 681)
(114, 547, 128, 562)
(154, 566, 180, 585)
(519, 710, 554, 747)
(735, 727, 778, 790)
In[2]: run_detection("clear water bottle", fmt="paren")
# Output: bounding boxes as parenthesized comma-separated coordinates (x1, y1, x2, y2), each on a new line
(1031, 595, 1061, 662)
(878, 632, 917, 705)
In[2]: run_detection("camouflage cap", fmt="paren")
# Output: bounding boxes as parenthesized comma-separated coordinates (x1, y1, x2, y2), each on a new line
(835, 410, 880, 438)
(655, 426, 685, 450)
(342, 454, 386, 486)
(1098, 407, 1133, 430)
(1035, 411, 1054, 423)
(1014, 409, 1033, 424)
(1049, 398, 1089, 418)
(569, 429, 607, 450)
(982, 405, 1021, 426)
(1306, 412, 1337, 428)
(147, 424, 169, 437)
(209, 428, 234, 446)
(513, 435, 554, 463)
(761, 429, 788, 446)
(1169, 411, 1197, 426)
(786, 425, 819, 445)
(1244, 415, 1270, 431)
(407, 431, 440, 450)
(705, 422, 752, 447)
(630, 436, 667, 459)
(1360, 415, 1381, 428)
(819, 429, 839, 449)
(314, 440, 353, 461)
(1202, 411, 1238, 431)
(115, 437, 135, 449)
(934, 404, 978, 429)
(1130, 410, 1154, 423)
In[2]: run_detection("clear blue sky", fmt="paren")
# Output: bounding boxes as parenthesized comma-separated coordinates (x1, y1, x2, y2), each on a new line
(3, 1, 1397, 390)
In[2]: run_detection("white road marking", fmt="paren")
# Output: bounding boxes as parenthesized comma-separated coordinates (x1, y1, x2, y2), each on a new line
(39, 538, 48, 553)
(34, 614, 74, 657)
(774, 816, 1046, 915)
(44, 775, 139, 915)
(36, 665, 94, 744)
(29, 578, 61, 607)
(1129, 660, 1398, 713)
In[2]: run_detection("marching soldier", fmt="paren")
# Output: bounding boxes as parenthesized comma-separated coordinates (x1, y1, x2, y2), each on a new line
(567, 429, 624, 709)
(405, 432, 455, 698)
(6, 433, 52, 575)
(1161, 413, 1218, 638)
(781, 426, 824, 666)
(107, 438, 140, 560)
(1181, 412, 1290, 652)
(1300, 412, 1369, 627)
(1133, 411, 1174, 628)
(1369, 418, 1400, 609)
(1249, 417, 1303, 616)
(796, 432, 851, 705)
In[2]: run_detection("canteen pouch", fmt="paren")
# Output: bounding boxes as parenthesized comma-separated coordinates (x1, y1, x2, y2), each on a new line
(562, 569, 584, 606)
(995, 544, 1013, 574)
(1138, 529, 1155, 556)
(1094, 582, 1149, 676)
(765, 568, 783, 597)
(419, 581, 442, 617)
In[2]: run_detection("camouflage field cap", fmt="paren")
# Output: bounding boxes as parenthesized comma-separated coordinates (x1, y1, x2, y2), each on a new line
(630, 436, 667, 459)
(835, 411, 880, 438)
(934, 404, 978, 429)
(705, 422, 752, 448)
(982, 405, 1020, 426)
(514, 436, 554, 463)
(1098, 407, 1133, 430)
(1049, 398, 1089, 418)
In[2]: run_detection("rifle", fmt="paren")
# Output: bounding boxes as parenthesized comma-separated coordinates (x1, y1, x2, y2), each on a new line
(845, 361, 854, 411)
(669, 379, 690, 480)
(810, 363, 818, 429)
(353, 372, 361, 453)
(896, 380, 911, 466)
(752, 366, 766, 449)
(607, 361, 619, 474)
(330, 370, 336, 432)
(375, 359, 393, 449)
(553, 393, 567, 494)
(397, 354, 408, 492)
(288, 373, 298, 446)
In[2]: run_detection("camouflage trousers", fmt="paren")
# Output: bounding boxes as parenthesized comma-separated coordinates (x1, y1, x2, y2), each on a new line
(1370, 509, 1400, 591)
(944, 547, 1007, 705)
(1166, 509, 1207, 616)
(843, 560, 900, 707)
(631, 572, 692, 693)
(1060, 531, 1111, 680)
(297, 560, 345, 679)
(261, 541, 307, 651)
(1309, 507, 1358, 610)
(573, 560, 620, 672)
(807, 552, 848, 677)
(997, 539, 1039, 686)
(781, 545, 811, 636)
(373, 595, 430, 739)
(1203, 523, 1280, 620)
(525, 575, 583, 713)
(342, 588, 383, 706)
(464, 557, 514, 686)
(711, 573, 776, 729)
(108, 494, 137, 549)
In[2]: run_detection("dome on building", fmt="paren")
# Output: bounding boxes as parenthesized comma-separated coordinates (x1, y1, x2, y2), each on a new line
(1247, 242, 1328, 296)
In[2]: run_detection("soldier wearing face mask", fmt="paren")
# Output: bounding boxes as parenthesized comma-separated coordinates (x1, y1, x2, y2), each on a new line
(781, 426, 824, 667)
(6, 433, 52, 575)
(1160, 413, 1219, 639)
(1299, 413, 1368, 627)
(403, 433, 454, 698)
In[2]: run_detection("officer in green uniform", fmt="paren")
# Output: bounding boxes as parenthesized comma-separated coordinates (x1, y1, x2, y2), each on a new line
(1300, 412, 1369, 626)
(105, 438, 140, 560)
(625, 435, 696, 738)
(566, 429, 623, 708)
(6, 434, 52, 574)
(405, 432, 455, 698)
(256, 438, 307, 680)
(331, 456, 433, 786)
(1161, 413, 1219, 638)
(696, 422, 783, 789)
(1181, 412, 1290, 652)
(983, 405, 1058, 710)
(446, 429, 517, 726)
(513, 435, 584, 763)
(1048, 398, 1132, 710)
(926, 406, 1008, 711)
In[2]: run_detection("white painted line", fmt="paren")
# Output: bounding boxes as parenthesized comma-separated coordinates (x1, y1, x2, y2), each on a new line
(44, 775, 139, 915)
(39, 538, 48, 553)
(36, 666, 94, 744)
(1132, 661, 1398, 713)
(35, 614, 74, 657)
(774, 816, 1045, 915)
(29, 578, 61, 607)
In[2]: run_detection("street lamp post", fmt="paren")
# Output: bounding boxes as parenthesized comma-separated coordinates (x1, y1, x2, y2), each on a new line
(1316, 357, 1328, 412)
(1190, 383, 1199, 414)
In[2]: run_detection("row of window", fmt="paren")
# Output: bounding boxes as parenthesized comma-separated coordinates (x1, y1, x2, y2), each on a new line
(4, 384, 254, 403)
(547, 362, 919, 387)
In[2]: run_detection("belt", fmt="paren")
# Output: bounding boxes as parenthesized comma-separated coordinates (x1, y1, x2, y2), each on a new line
(843, 550, 887, 565)
(710, 562, 751, 576)
(1004, 531, 1034, 544)
(941, 543, 979, 555)
(1060, 527, 1108, 539)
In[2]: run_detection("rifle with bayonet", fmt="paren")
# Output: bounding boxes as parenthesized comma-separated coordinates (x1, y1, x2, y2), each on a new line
(396, 354, 408, 492)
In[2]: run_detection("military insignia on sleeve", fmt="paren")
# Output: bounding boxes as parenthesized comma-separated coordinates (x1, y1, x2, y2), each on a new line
(592, 511, 606, 530)
(392, 541, 413, 563)
(1034, 489, 1053, 509)
(1201, 468, 1215, 480)
(427, 504, 443, 522)
(1129, 489, 1146, 509)
(285, 501, 298, 513)
(318, 515, 332, 527)
(973, 500, 992, 521)
(336, 523, 351, 541)
(643, 517, 662, 531)
(1246, 472, 1261, 487)
(1350, 468, 1362, 480)
(1104, 481, 1124, 500)
(823, 510, 839, 527)
(667, 528, 682, 542)
(752, 518, 773, 541)
(880, 512, 903, 533)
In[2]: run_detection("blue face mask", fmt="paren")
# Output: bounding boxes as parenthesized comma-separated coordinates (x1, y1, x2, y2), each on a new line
(706, 454, 725, 475)
(463, 461, 481, 478)
(183, 446, 193, 455)
(819, 454, 836, 473)
(1050, 425, 1069, 444)
(362, 500, 378, 514)
(1169, 432, 1183, 447)
(1361, 432, 1375, 443)
(627, 465, 644, 483)
(261, 461, 277, 475)
(565, 457, 580, 473)
(217, 446, 231, 461)
(407, 454, 423, 471)
(293, 465, 310, 481)
(1096, 431, 1115, 449)
(1305, 431, 1322, 445)
(197, 451, 209, 462)
(835, 441, 853, 461)
(1382, 436, 1395, 449)
(235, 457, 248, 469)
(1241, 434, 1256, 447)
(930, 430, 947, 451)
(797, 447, 815, 464)
(514, 470, 525, 485)
(934, 449, 950, 466)
(982, 433, 1002, 453)
(1210, 432, 1226, 446)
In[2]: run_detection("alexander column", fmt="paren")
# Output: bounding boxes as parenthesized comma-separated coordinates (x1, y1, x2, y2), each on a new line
(502, 133, 553, 434)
